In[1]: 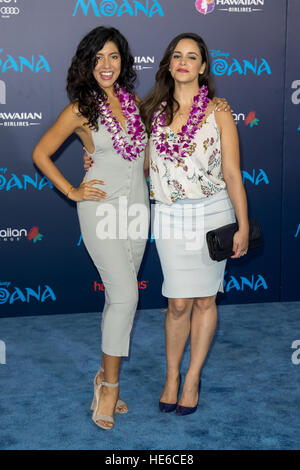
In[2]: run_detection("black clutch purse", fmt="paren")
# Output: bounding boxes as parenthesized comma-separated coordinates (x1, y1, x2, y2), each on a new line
(206, 219, 262, 262)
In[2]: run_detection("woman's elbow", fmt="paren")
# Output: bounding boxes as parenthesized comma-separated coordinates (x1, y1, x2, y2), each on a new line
(223, 170, 243, 186)
(32, 145, 47, 166)
(32, 148, 38, 165)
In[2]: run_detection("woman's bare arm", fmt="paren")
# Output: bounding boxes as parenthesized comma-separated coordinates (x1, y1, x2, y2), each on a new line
(215, 109, 249, 258)
(32, 104, 106, 201)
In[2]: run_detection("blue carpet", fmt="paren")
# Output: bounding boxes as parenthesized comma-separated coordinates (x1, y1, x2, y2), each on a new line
(0, 302, 299, 450)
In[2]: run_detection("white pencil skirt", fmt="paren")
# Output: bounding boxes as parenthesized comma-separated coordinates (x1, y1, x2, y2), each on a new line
(153, 189, 235, 298)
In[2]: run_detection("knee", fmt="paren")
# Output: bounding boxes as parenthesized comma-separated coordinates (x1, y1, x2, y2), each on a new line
(168, 299, 190, 319)
(124, 285, 139, 310)
(193, 296, 216, 313)
(107, 283, 138, 310)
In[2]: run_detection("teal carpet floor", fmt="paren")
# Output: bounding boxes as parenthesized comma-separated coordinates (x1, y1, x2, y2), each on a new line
(0, 302, 299, 450)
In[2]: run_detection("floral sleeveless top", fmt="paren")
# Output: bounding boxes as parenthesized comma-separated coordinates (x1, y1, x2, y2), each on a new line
(149, 110, 226, 205)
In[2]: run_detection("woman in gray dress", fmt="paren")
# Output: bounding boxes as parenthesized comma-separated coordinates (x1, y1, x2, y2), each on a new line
(32, 27, 149, 430)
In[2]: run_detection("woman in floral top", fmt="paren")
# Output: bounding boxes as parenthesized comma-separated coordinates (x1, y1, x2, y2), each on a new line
(141, 32, 249, 416)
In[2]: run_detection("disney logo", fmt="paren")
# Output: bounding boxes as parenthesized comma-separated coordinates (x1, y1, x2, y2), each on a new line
(210, 50, 230, 58)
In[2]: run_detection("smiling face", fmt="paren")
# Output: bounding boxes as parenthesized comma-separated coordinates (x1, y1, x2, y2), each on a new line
(169, 38, 206, 85)
(92, 41, 121, 90)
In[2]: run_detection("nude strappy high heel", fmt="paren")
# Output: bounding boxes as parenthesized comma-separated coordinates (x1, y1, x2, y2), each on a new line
(90, 367, 128, 414)
(92, 381, 119, 430)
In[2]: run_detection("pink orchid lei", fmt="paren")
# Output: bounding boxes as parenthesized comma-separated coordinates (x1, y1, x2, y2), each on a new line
(151, 85, 209, 162)
(96, 83, 146, 162)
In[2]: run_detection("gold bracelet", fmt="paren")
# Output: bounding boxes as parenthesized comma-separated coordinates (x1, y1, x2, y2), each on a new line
(66, 185, 74, 198)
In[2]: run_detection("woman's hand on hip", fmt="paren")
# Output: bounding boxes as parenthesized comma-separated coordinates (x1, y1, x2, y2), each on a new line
(230, 229, 249, 258)
(83, 147, 93, 171)
(68, 178, 107, 202)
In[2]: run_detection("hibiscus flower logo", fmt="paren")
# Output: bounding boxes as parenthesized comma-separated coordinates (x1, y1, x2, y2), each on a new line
(245, 111, 260, 127)
(27, 226, 43, 243)
(195, 0, 215, 15)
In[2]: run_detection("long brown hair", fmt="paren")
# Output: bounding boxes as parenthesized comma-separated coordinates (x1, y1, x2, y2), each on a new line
(66, 26, 136, 131)
(140, 32, 215, 135)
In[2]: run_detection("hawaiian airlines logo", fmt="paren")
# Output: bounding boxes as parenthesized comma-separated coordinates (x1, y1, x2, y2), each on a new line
(0, 281, 56, 305)
(0, 226, 43, 242)
(233, 111, 260, 127)
(0, 112, 43, 127)
(196, 0, 264, 14)
(233, 112, 246, 124)
(73, 0, 164, 18)
(195, 0, 215, 15)
(133, 56, 155, 71)
(0, 228, 27, 242)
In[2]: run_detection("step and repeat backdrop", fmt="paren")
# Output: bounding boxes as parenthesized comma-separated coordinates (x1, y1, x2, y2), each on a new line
(0, 0, 299, 317)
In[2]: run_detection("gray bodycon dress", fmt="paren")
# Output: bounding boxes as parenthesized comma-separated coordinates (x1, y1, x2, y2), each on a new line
(77, 117, 149, 357)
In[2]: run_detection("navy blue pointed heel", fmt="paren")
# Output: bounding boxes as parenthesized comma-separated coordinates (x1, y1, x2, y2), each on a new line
(159, 401, 177, 413)
(159, 374, 181, 413)
(176, 379, 201, 416)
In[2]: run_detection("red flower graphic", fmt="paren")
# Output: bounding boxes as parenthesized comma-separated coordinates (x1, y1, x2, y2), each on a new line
(27, 226, 43, 243)
(245, 111, 260, 127)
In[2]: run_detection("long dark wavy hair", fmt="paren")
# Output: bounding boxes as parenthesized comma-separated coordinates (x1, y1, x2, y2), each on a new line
(67, 26, 136, 130)
(140, 32, 215, 135)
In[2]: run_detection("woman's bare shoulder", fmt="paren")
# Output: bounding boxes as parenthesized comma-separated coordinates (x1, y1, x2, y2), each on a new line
(59, 102, 89, 129)
(213, 103, 235, 125)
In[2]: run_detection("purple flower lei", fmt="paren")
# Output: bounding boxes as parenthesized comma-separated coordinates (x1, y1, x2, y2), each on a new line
(96, 83, 146, 162)
(151, 85, 210, 162)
